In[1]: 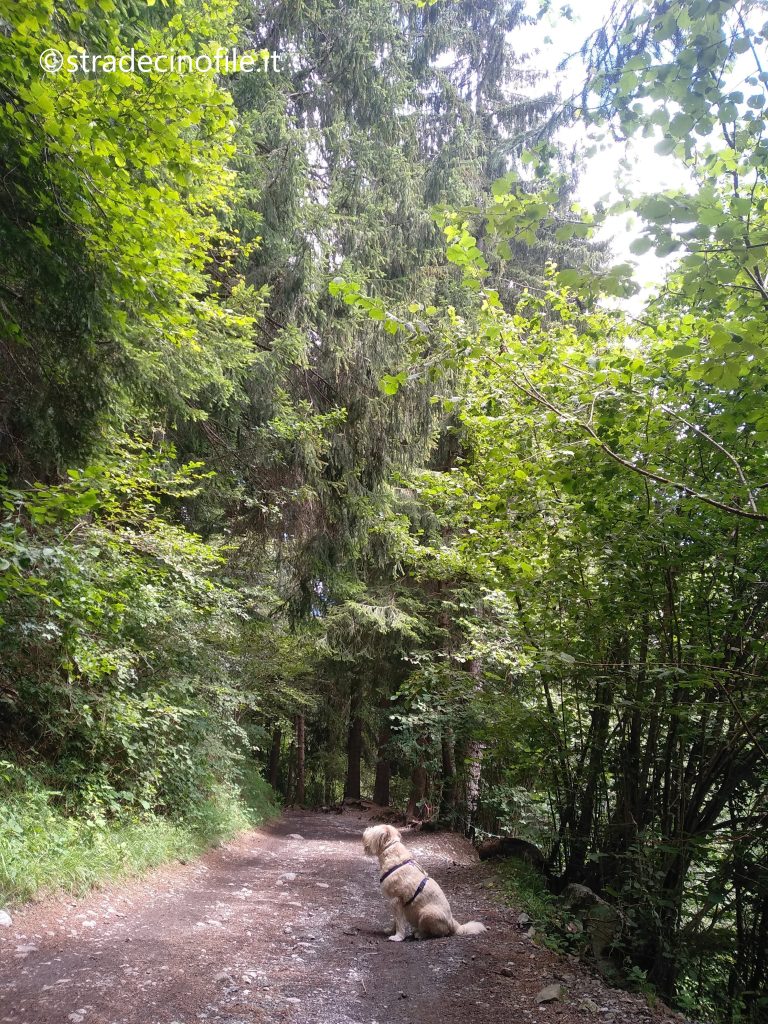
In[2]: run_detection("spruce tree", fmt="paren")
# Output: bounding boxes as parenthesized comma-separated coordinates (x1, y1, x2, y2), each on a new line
(183, 0, 561, 590)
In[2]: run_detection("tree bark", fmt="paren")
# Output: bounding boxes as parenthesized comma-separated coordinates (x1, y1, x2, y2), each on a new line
(571, 675, 613, 884)
(463, 657, 485, 835)
(268, 726, 282, 791)
(372, 719, 392, 806)
(439, 728, 457, 818)
(647, 850, 689, 997)
(464, 738, 484, 825)
(344, 680, 363, 800)
(406, 761, 428, 819)
(285, 752, 294, 806)
(609, 619, 648, 859)
(294, 713, 305, 806)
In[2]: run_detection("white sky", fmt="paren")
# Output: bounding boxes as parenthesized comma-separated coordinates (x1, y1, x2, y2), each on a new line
(516, 0, 691, 298)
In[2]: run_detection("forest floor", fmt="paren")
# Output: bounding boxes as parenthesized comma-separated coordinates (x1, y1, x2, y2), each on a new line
(0, 810, 685, 1024)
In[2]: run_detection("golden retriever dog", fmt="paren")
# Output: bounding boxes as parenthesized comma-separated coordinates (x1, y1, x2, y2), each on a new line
(362, 824, 486, 941)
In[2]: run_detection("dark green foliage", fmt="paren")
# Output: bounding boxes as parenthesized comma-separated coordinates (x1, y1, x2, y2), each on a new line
(173, 0, 561, 609)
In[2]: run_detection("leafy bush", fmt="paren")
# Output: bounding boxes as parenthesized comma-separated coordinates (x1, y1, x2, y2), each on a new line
(0, 438, 285, 905)
(0, 760, 278, 905)
(1, 439, 250, 807)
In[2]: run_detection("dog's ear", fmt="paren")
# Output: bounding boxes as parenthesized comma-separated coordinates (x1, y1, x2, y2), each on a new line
(374, 824, 401, 853)
(385, 824, 400, 846)
(362, 826, 379, 855)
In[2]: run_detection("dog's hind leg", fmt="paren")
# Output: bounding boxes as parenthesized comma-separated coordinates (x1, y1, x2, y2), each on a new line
(415, 908, 453, 938)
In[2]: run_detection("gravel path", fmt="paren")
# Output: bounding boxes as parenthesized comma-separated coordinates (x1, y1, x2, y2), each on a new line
(0, 810, 682, 1024)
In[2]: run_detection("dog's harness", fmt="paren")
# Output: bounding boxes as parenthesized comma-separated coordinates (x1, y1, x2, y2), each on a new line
(404, 875, 429, 906)
(379, 858, 430, 906)
(379, 858, 413, 883)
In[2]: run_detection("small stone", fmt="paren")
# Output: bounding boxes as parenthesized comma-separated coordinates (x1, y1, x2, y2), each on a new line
(498, 966, 514, 977)
(398, 992, 408, 999)
(536, 983, 565, 1004)
(316, 882, 329, 888)
(286, 834, 304, 840)
(281, 872, 297, 881)
(68, 1012, 86, 1023)
(213, 971, 233, 984)
(579, 998, 600, 1013)
(0, 910, 11, 928)
(518, 912, 532, 926)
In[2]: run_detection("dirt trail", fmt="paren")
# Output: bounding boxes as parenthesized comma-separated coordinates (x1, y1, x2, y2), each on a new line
(0, 811, 681, 1024)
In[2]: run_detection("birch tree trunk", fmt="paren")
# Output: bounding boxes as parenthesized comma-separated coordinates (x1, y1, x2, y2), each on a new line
(463, 658, 485, 835)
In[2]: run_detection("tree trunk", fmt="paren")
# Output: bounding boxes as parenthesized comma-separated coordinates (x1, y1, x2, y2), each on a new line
(406, 761, 428, 819)
(439, 729, 457, 819)
(344, 680, 363, 800)
(268, 726, 282, 790)
(608, 619, 648, 866)
(286, 752, 294, 806)
(463, 657, 485, 835)
(464, 738, 484, 827)
(647, 852, 689, 997)
(294, 713, 305, 806)
(572, 675, 613, 884)
(372, 720, 391, 806)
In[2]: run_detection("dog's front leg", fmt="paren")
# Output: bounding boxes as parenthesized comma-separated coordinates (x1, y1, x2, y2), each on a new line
(388, 902, 408, 942)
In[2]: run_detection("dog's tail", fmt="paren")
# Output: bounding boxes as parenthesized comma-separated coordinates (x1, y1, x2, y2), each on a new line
(452, 919, 487, 936)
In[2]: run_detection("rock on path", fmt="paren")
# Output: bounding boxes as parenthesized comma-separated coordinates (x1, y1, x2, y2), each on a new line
(0, 811, 681, 1024)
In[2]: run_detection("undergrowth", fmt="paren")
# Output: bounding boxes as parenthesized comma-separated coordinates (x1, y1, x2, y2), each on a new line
(0, 763, 280, 907)
(494, 860, 585, 957)
(495, 861, 663, 1009)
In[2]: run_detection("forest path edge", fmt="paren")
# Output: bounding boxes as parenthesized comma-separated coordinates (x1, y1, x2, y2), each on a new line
(0, 810, 684, 1024)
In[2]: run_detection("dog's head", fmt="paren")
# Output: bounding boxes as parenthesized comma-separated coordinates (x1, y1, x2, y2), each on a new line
(362, 824, 401, 856)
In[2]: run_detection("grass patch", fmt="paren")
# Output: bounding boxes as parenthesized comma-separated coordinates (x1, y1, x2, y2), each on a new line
(494, 859, 585, 957)
(0, 767, 281, 907)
